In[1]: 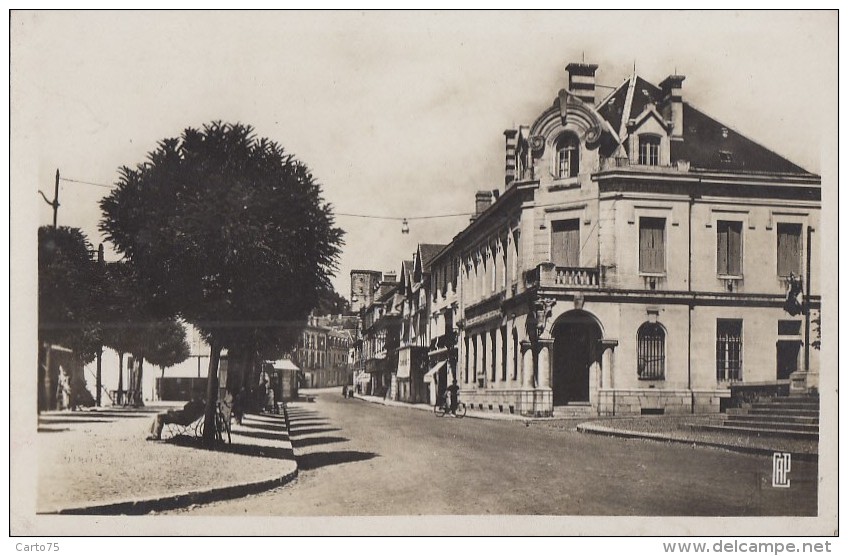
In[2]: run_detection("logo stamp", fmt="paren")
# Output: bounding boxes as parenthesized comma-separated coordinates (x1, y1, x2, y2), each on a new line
(772, 452, 792, 488)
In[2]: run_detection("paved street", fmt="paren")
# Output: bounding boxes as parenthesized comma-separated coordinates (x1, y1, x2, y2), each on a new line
(171, 389, 817, 516)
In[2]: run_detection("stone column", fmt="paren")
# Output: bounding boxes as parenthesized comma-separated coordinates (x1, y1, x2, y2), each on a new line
(599, 339, 618, 389)
(537, 338, 553, 389)
(521, 340, 534, 388)
(493, 330, 502, 386)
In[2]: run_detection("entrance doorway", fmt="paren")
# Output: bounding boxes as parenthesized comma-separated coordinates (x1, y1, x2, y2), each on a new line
(552, 310, 602, 405)
(776, 340, 801, 380)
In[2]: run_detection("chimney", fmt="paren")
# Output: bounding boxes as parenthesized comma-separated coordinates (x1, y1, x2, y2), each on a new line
(503, 128, 518, 186)
(660, 74, 685, 139)
(566, 62, 599, 105)
(471, 190, 493, 222)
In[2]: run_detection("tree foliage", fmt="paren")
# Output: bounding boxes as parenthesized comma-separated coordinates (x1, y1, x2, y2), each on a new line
(99, 121, 344, 442)
(38, 226, 102, 363)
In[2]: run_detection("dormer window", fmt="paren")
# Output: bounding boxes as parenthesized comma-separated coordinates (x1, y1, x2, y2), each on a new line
(555, 133, 580, 178)
(638, 135, 661, 166)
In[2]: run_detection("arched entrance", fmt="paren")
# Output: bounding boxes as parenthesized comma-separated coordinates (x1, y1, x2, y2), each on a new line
(552, 310, 602, 405)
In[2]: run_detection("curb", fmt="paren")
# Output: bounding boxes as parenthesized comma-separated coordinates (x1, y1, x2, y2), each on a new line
(42, 409, 299, 516)
(576, 423, 819, 462)
(351, 393, 532, 422)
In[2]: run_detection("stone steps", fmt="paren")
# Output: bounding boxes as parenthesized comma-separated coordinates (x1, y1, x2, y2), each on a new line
(719, 394, 819, 439)
(696, 423, 819, 440)
(552, 404, 594, 418)
(725, 412, 819, 425)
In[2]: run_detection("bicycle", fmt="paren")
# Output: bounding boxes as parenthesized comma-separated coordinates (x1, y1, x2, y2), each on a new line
(434, 400, 466, 418)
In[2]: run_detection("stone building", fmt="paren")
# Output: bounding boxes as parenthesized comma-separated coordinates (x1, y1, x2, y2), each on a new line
(360, 272, 403, 397)
(426, 62, 821, 417)
(396, 244, 446, 404)
(293, 314, 353, 388)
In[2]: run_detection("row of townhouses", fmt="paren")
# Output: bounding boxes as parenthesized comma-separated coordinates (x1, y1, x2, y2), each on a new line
(291, 314, 356, 388)
(352, 61, 821, 418)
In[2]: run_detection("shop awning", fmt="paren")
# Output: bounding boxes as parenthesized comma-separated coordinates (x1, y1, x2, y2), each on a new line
(423, 360, 447, 383)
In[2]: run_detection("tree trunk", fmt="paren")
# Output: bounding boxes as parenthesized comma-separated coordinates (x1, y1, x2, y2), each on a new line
(117, 352, 124, 406)
(133, 355, 145, 407)
(159, 367, 165, 401)
(202, 340, 222, 447)
(96, 347, 102, 406)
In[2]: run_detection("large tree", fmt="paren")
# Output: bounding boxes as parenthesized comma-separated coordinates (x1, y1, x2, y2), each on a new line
(38, 226, 101, 410)
(100, 122, 343, 444)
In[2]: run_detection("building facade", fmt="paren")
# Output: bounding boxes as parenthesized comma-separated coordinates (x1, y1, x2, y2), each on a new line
(293, 314, 353, 388)
(422, 62, 820, 417)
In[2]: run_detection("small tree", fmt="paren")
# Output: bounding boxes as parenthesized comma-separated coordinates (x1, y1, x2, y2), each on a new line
(145, 320, 191, 400)
(100, 122, 343, 445)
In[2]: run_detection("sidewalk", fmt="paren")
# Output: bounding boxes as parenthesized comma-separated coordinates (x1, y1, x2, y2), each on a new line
(37, 403, 297, 515)
(352, 393, 818, 459)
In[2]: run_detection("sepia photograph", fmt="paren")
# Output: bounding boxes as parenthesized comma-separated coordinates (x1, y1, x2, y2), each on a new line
(9, 9, 838, 540)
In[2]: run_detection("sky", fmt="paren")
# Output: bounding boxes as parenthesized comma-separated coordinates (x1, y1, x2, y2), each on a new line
(12, 11, 837, 394)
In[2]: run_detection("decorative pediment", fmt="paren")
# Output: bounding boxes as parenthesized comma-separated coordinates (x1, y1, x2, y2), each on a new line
(529, 89, 606, 154)
(626, 104, 672, 135)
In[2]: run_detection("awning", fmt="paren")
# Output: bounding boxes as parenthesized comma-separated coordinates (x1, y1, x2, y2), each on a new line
(356, 373, 371, 384)
(423, 360, 447, 383)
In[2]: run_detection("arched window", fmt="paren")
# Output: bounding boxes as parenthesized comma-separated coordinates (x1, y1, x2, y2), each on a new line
(637, 322, 665, 380)
(638, 135, 661, 166)
(555, 133, 580, 178)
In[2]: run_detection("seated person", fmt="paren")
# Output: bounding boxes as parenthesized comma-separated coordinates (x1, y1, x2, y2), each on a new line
(146, 397, 206, 440)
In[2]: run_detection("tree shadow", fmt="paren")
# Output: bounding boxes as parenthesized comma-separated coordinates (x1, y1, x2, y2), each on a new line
(287, 426, 341, 436)
(167, 435, 294, 460)
(233, 429, 290, 442)
(239, 422, 288, 433)
(37, 427, 69, 433)
(297, 450, 378, 471)
(37, 418, 115, 425)
(289, 435, 349, 448)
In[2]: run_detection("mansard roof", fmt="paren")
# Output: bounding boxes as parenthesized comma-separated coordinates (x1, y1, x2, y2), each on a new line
(594, 73, 814, 175)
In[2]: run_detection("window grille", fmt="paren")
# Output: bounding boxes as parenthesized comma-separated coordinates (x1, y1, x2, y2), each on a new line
(716, 319, 743, 381)
(637, 322, 665, 380)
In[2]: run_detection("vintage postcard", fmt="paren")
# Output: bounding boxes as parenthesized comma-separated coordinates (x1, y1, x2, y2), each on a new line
(9, 10, 838, 540)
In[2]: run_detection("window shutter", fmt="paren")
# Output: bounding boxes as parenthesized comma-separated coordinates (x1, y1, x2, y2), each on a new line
(777, 224, 802, 276)
(717, 222, 728, 275)
(640, 218, 665, 273)
(551, 219, 580, 267)
(728, 222, 742, 276)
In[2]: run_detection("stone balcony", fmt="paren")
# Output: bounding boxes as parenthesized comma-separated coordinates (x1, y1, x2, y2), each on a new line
(525, 262, 602, 289)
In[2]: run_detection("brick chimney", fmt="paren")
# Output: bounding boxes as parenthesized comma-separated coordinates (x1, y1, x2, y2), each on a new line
(566, 62, 599, 105)
(660, 74, 685, 139)
(471, 190, 493, 222)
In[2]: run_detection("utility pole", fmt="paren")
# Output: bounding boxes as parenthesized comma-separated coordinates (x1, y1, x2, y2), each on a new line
(95, 243, 104, 406)
(38, 169, 61, 228)
(804, 226, 813, 372)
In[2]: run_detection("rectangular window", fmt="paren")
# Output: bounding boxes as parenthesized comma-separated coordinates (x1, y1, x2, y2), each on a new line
(639, 217, 666, 273)
(490, 329, 497, 382)
(551, 219, 580, 267)
(638, 136, 660, 166)
(717, 220, 743, 276)
(464, 336, 469, 383)
(716, 319, 743, 381)
(501, 325, 508, 382)
(777, 223, 802, 277)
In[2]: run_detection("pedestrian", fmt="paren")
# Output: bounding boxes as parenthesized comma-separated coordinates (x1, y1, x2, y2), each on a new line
(146, 397, 206, 440)
(447, 380, 460, 415)
(342, 384, 348, 398)
(56, 366, 71, 411)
